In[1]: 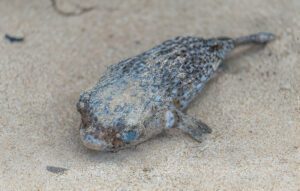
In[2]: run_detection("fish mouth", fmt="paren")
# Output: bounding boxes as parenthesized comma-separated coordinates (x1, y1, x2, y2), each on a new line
(79, 123, 127, 151)
(79, 124, 110, 151)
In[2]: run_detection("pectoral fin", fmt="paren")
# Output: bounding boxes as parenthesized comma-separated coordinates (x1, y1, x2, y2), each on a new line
(175, 110, 212, 142)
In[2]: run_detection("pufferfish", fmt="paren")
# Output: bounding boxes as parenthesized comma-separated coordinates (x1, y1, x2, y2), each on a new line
(77, 32, 275, 151)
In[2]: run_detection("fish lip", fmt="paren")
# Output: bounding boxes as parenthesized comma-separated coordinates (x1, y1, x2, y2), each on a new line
(79, 124, 109, 151)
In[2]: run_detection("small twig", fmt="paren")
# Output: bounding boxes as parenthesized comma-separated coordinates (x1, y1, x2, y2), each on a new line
(46, 165, 69, 174)
(4, 34, 24, 43)
(51, 0, 95, 17)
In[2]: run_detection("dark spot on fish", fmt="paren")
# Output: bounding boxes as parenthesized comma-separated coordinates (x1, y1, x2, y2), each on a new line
(112, 138, 124, 148)
(173, 99, 181, 108)
(209, 44, 223, 52)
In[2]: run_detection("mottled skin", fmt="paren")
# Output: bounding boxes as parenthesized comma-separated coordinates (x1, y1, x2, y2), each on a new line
(77, 32, 275, 151)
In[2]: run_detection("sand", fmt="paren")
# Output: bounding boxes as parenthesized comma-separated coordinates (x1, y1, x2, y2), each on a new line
(0, 0, 299, 190)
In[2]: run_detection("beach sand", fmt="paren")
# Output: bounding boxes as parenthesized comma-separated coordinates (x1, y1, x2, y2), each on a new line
(0, 0, 299, 190)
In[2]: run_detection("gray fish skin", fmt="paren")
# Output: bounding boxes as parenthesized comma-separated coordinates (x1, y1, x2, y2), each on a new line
(77, 32, 275, 151)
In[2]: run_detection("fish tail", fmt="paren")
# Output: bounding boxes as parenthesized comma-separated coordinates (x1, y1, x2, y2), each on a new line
(233, 32, 275, 46)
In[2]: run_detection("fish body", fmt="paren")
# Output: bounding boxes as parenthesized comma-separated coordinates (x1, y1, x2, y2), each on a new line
(77, 32, 275, 151)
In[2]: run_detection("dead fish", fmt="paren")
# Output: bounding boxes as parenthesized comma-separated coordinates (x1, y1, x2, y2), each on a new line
(77, 32, 275, 151)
